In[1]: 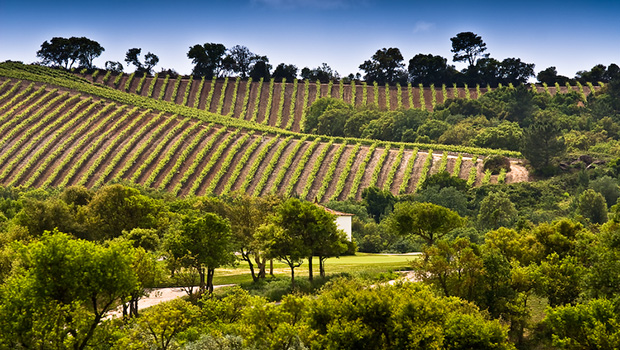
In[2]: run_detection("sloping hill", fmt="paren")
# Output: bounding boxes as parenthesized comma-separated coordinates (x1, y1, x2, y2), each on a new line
(82, 70, 601, 133)
(0, 63, 528, 200)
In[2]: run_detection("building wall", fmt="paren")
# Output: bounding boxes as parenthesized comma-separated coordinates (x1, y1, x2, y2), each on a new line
(335, 216, 352, 241)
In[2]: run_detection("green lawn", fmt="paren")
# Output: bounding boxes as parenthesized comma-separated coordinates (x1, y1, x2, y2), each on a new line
(212, 253, 418, 286)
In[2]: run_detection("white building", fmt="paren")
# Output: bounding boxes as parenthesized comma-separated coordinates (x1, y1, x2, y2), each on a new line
(321, 206, 354, 241)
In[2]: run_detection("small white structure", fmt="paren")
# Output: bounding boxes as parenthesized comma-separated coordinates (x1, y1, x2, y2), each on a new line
(321, 206, 354, 241)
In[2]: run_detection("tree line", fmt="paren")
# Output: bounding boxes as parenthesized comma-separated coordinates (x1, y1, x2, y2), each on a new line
(35, 33, 618, 86)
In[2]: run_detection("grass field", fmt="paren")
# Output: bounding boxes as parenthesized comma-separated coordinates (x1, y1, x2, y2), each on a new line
(211, 253, 418, 286)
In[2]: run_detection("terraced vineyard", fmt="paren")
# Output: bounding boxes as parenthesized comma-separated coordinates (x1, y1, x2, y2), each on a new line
(82, 72, 602, 133)
(0, 63, 529, 200)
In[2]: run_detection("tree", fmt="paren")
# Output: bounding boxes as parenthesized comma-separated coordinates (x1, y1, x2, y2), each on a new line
(362, 186, 396, 223)
(224, 45, 266, 78)
(450, 32, 489, 69)
(521, 111, 566, 174)
(537, 66, 571, 85)
(187, 43, 227, 78)
(260, 198, 346, 283)
(0, 231, 137, 349)
(272, 63, 298, 81)
(248, 57, 271, 80)
(225, 194, 280, 282)
(359, 47, 406, 84)
(413, 237, 484, 299)
(303, 97, 351, 134)
(37, 36, 104, 70)
(257, 223, 308, 288)
(575, 63, 620, 84)
(543, 298, 620, 349)
(499, 58, 535, 85)
(387, 201, 464, 245)
(73, 37, 104, 69)
(115, 298, 199, 350)
(85, 184, 161, 240)
(578, 189, 608, 225)
(408, 53, 457, 85)
(125, 48, 159, 74)
(478, 191, 518, 230)
(105, 60, 124, 73)
(164, 213, 234, 295)
(301, 63, 339, 82)
(472, 121, 523, 151)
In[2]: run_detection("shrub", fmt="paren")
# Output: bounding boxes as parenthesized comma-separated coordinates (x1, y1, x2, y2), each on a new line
(483, 155, 511, 174)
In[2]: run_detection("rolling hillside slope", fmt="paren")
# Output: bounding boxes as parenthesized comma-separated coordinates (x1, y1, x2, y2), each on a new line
(83, 71, 601, 133)
(0, 63, 529, 200)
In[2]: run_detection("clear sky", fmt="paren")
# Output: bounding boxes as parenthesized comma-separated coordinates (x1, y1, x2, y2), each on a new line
(1, 0, 618, 79)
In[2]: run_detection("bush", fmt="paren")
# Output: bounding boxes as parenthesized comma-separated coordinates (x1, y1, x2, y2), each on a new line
(483, 155, 511, 175)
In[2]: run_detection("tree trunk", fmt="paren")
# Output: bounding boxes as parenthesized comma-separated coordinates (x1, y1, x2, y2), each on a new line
(199, 267, 206, 292)
(255, 254, 266, 279)
(290, 265, 295, 289)
(207, 268, 215, 294)
(319, 256, 326, 278)
(246, 256, 258, 282)
(308, 255, 313, 281)
(269, 259, 274, 276)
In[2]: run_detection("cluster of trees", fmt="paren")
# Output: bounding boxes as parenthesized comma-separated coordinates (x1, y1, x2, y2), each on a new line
(305, 75, 620, 175)
(36, 35, 617, 87)
(0, 185, 354, 348)
(359, 32, 535, 86)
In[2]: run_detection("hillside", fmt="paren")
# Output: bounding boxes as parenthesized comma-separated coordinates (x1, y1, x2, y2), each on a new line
(82, 70, 601, 133)
(0, 63, 528, 200)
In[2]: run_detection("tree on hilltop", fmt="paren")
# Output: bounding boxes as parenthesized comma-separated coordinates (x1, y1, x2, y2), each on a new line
(450, 32, 489, 69)
(272, 63, 298, 81)
(224, 45, 267, 78)
(187, 43, 227, 78)
(301, 63, 339, 82)
(125, 48, 159, 75)
(37, 36, 104, 70)
(408, 53, 458, 85)
(359, 47, 406, 84)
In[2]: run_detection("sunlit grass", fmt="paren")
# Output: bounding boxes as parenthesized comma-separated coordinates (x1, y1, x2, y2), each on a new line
(210, 253, 418, 286)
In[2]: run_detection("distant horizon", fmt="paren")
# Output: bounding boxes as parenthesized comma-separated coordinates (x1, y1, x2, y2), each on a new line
(1, 0, 619, 79)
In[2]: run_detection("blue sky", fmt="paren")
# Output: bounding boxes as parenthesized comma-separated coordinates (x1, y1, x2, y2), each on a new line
(1, 0, 618, 79)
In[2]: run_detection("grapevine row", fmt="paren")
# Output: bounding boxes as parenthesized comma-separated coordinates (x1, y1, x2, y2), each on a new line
(92, 110, 159, 188)
(330, 143, 361, 201)
(142, 121, 202, 188)
(285, 79, 298, 130)
(239, 135, 282, 193)
(268, 135, 310, 195)
(205, 131, 253, 195)
(130, 118, 190, 184)
(368, 145, 391, 188)
(2, 95, 89, 184)
(252, 136, 295, 197)
(51, 106, 131, 188)
(157, 125, 214, 190)
(349, 143, 378, 199)
(301, 139, 334, 199)
(414, 150, 433, 193)
(172, 126, 229, 196)
(383, 145, 405, 192)
(220, 134, 264, 196)
(399, 147, 419, 195)
(113, 112, 172, 180)
(315, 142, 347, 202)
(283, 136, 322, 197)
(77, 108, 146, 186)
(187, 129, 241, 196)
(31, 103, 118, 187)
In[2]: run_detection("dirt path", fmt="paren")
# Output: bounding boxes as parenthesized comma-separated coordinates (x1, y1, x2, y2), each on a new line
(106, 284, 237, 319)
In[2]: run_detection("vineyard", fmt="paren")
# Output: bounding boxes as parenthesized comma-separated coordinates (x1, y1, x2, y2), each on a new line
(82, 71, 602, 133)
(0, 63, 529, 200)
